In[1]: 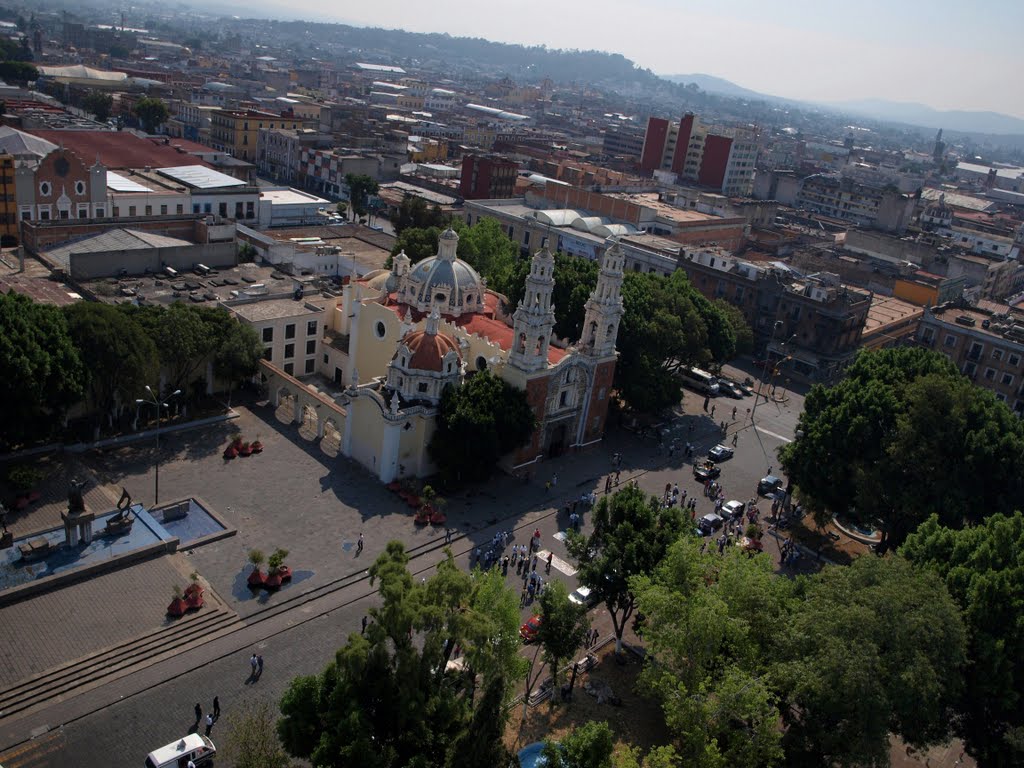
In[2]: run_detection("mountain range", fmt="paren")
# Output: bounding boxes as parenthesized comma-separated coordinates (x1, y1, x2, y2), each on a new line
(664, 73, 1024, 136)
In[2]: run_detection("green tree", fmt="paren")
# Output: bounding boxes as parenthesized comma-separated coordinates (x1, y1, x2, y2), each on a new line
(133, 96, 169, 133)
(277, 543, 522, 768)
(428, 371, 535, 485)
(81, 91, 113, 122)
(633, 538, 787, 768)
(393, 195, 446, 233)
(615, 270, 735, 413)
(551, 254, 599, 340)
(712, 299, 753, 356)
(220, 700, 292, 768)
(567, 485, 687, 653)
(344, 173, 379, 217)
(541, 720, 616, 768)
(0, 59, 36, 85)
(390, 226, 442, 264)
(774, 555, 966, 767)
(901, 513, 1024, 767)
(535, 579, 589, 698)
(211, 314, 263, 389)
(64, 302, 156, 431)
(0, 292, 83, 447)
(779, 347, 1024, 550)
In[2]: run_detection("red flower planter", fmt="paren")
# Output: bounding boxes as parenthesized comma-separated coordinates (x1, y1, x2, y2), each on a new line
(167, 597, 188, 617)
(186, 591, 204, 610)
(247, 568, 265, 588)
(414, 508, 431, 525)
(264, 570, 283, 589)
(250, 440, 264, 454)
(239, 443, 253, 457)
(387, 481, 402, 493)
(277, 565, 292, 582)
(430, 509, 447, 525)
(224, 445, 238, 460)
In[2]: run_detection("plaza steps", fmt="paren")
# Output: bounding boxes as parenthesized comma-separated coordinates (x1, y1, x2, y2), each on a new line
(0, 607, 241, 722)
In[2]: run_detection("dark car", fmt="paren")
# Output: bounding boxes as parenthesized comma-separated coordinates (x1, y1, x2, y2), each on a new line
(717, 380, 745, 399)
(694, 460, 721, 481)
(520, 615, 542, 643)
(758, 475, 784, 496)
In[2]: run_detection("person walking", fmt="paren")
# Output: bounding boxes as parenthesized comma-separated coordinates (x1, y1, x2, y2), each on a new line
(710, 404, 716, 417)
(361, 615, 368, 634)
(356, 533, 364, 555)
(732, 432, 738, 446)
(205, 713, 214, 736)
(212, 696, 220, 721)
(250, 653, 258, 677)
(444, 527, 452, 544)
(546, 552, 553, 574)
(194, 703, 202, 724)
(732, 406, 737, 420)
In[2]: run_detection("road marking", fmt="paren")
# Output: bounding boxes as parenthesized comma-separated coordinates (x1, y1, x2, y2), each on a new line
(535, 549, 577, 576)
(0, 731, 64, 768)
(754, 426, 792, 443)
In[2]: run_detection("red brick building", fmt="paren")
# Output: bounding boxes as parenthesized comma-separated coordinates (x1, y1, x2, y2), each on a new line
(459, 154, 517, 200)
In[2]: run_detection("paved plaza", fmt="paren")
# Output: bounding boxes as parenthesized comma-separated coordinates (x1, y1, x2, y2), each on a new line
(0, 375, 898, 768)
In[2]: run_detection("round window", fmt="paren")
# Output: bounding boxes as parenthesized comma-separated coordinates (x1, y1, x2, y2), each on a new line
(39, 182, 51, 196)
(75, 181, 86, 195)
(375, 321, 386, 339)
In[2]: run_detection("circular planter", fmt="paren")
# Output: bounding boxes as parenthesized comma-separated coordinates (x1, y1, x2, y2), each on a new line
(247, 568, 266, 588)
(277, 565, 292, 582)
(224, 445, 238, 460)
(264, 570, 283, 589)
(250, 440, 264, 454)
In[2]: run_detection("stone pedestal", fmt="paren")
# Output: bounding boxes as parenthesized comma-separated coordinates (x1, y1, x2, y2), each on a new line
(62, 510, 96, 547)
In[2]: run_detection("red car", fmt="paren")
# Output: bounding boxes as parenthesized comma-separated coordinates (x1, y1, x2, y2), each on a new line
(520, 615, 542, 643)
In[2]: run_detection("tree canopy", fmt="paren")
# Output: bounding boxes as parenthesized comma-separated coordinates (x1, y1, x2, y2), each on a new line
(616, 270, 736, 413)
(634, 539, 966, 768)
(779, 346, 1024, 550)
(392, 195, 446, 234)
(132, 96, 168, 133)
(345, 173, 379, 217)
(541, 720, 616, 768)
(428, 371, 535, 486)
(0, 292, 83, 447)
(901, 513, 1024, 767)
(567, 485, 687, 652)
(277, 543, 524, 768)
(81, 91, 113, 122)
(534, 579, 590, 694)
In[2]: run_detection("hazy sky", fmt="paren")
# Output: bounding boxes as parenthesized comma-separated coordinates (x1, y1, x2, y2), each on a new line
(263, 0, 1024, 117)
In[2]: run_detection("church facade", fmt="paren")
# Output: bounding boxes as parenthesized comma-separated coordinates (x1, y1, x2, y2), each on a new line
(326, 228, 624, 483)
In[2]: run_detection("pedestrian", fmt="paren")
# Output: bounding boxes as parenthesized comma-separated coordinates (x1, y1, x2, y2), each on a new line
(615, 470, 621, 485)
(668, 442, 675, 458)
(361, 615, 368, 634)
(605, 476, 612, 493)
(213, 696, 220, 721)
(194, 702, 202, 723)
(552, 473, 558, 487)
(732, 406, 737, 419)
(732, 433, 738, 446)
(533, 555, 539, 571)
(205, 713, 214, 736)
(444, 527, 452, 544)
(703, 395, 709, 412)
(257, 655, 264, 675)
(546, 552, 553, 573)
(711, 404, 716, 417)
(356, 533, 364, 555)
(250, 653, 258, 677)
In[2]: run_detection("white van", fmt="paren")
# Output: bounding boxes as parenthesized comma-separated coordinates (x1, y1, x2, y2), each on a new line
(145, 734, 216, 767)
(678, 367, 720, 396)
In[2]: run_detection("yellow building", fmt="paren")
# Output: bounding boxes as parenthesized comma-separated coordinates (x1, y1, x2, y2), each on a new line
(267, 228, 625, 483)
(209, 110, 305, 162)
(409, 137, 448, 163)
(0, 154, 15, 245)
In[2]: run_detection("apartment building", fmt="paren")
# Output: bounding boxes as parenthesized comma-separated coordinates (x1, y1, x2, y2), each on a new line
(257, 128, 326, 184)
(796, 174, 916, 233)
(459, 154, 517, 200)
(209, 110, 306, 163)
(918, 302, 1024, 414)
(0, 154, 16, 244)
(639, 113, 757, 196)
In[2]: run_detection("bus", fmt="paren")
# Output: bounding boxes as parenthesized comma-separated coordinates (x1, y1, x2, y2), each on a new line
(678, 367, 720, 396)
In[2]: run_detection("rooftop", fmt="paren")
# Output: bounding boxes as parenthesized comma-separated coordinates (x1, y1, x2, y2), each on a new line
(28, 131, 209, 171)
(42, 229, 192, 271)
(156, 165, 246, 190)
(228, 296, 327, 322)
(863, 295, 924, 333)
(259, 188, 330, 206)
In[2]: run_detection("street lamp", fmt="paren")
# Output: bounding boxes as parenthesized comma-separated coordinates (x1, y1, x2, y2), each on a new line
(751, 321, 783, 420)
(136, 385, 180, 506)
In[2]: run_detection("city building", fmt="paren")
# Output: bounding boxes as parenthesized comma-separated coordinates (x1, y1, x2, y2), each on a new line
(459, 154, 517, 200)
(279, 228, 623, 483)
(256, 128, 326, 184)
(917, 301, 1024, 414)
(0, 154, 16, 244)
(639, 113, 758, 196)
(227, 293, 327, 378)
(796, 174, 916, 233)
(209, 109, 307, 163)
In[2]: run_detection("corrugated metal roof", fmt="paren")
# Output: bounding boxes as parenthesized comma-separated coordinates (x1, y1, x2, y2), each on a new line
(157, 165, 246, 189)
(106, 171, 153, 193)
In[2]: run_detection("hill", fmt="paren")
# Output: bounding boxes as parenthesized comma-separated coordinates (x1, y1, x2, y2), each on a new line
(661, 73, 772, 101)
(831, 98, 1024, 136)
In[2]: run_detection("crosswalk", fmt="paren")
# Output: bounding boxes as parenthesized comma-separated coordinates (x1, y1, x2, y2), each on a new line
(535, 549, 577, 576)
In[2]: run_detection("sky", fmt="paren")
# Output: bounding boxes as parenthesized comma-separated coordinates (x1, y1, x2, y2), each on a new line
(251, 0, 1024, 118)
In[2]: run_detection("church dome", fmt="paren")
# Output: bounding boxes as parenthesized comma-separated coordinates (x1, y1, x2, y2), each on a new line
(398, 227, 486, 317)
(399, 327, 461, 372)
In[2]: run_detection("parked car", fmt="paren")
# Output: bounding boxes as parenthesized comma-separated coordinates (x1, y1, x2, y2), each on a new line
(716, 380, 745, 399)
(698, 513, 724, 535)
(568, 585, 598, 607)
(520, 614, 542, 643)
(758, 475, 784, 496)
(693, 459, 721, 481)
(708, 444, 734, 462)
(722, 500, 745, 520)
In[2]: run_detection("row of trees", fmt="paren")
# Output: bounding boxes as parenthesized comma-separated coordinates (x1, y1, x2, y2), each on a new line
(0, 293, 263, 448)
(391, 219, 752, 414)
(267, 492, 1021, 767)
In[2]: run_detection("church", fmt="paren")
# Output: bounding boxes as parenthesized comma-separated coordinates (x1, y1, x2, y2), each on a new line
(326, 227, 624, 483)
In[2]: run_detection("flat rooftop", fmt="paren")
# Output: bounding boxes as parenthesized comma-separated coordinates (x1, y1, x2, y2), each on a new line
(259, 188, 330, 205)
(228, 296, 328, 322)
(605, 192, 718, 223)
(864, 295, 924, 332)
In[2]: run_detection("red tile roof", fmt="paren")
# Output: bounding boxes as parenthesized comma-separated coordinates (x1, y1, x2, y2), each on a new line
(402, 328, 461, 371)
(26, 130, 210, 170)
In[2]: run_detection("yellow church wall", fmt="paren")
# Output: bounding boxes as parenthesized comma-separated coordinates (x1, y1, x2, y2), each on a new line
(397, 412, 437, 479)
(439, 319, 506, 373)
(354, 301, 407, 382)
(348, 396, 387, 476)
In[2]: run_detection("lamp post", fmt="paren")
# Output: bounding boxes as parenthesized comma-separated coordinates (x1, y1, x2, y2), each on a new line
(136, 385, 180, 506)
(751, 321, 782, 421)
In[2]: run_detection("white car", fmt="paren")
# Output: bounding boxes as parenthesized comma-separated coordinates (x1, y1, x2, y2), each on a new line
(708, 444, 735, 461)
(568, 585, 597, 607)
(722, 500, 745, 520)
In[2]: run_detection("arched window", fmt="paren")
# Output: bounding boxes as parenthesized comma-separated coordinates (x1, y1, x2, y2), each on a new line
(606, 323, 615, 340)
(517, 333, 527, 354)
(588, 321, 597, 345)
(535, 335, 544, 355)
